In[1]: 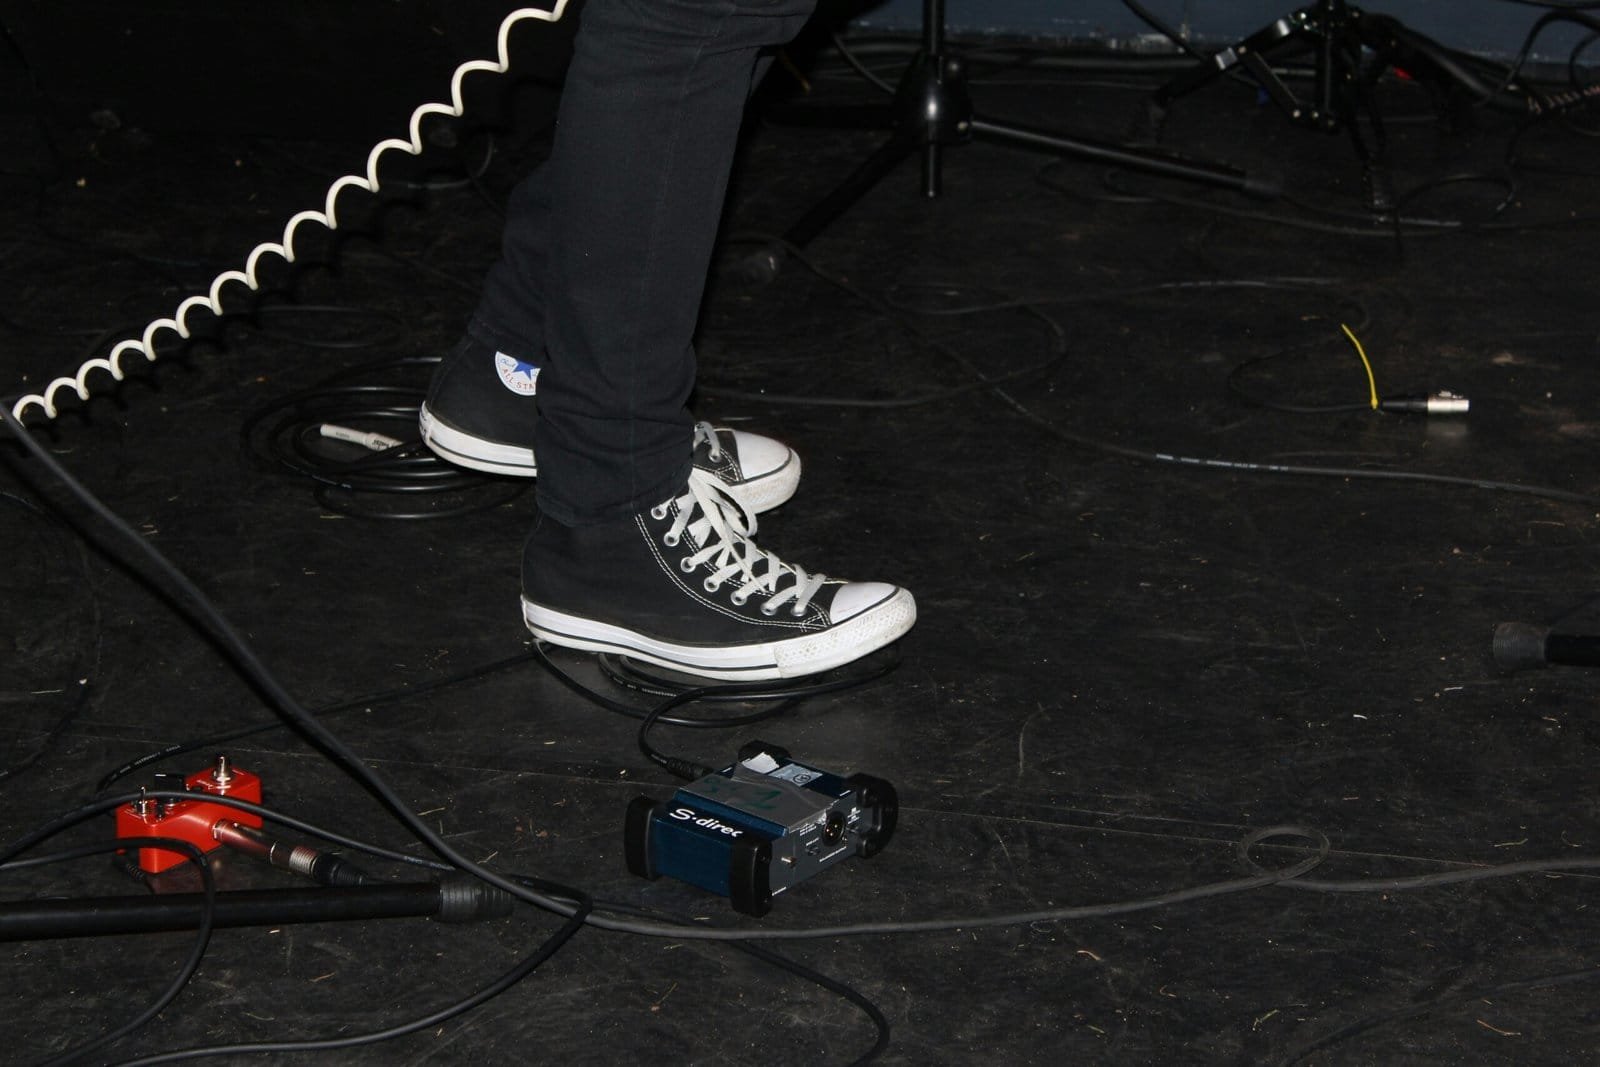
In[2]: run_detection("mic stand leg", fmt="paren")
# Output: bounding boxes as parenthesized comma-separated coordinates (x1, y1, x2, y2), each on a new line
(746, 0, 1268, 282)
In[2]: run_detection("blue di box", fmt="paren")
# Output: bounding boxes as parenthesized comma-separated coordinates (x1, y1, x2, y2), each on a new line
(624, 742, 897, 916)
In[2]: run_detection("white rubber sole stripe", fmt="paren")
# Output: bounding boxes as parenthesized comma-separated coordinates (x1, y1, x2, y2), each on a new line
(419, 402, 538, 477)
(522, 587, 916, 681)
(421, 403, 803, 512)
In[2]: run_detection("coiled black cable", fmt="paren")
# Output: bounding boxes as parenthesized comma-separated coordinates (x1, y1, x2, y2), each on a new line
(239, 352, 530, 519)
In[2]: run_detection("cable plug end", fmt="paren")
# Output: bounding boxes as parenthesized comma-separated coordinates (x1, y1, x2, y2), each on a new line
(320, 423, 403, 451)
(660, 756, 715, 782)
(1380, 391, 1469, 416)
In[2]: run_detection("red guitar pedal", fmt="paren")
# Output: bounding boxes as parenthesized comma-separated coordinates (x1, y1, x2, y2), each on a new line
(115, 756, 263, 874)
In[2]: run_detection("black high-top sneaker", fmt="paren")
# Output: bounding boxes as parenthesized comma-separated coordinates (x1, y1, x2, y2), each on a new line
(418, 336, 543, 477)
(419, 337, 801, 512)
(521, 469, 915, 681)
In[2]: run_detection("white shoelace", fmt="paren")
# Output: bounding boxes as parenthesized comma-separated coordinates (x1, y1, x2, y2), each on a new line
(652, 468, 825, 617)
(691, 421, 723, 462)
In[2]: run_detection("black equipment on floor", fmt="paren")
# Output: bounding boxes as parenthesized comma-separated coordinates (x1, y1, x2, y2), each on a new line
(625, 741, 896, 916)
(1142, 0, 1468, 211)
(747, 0, 1276, 279)
(1493, 621, 1600, 672)
(0, 880, 515, 942)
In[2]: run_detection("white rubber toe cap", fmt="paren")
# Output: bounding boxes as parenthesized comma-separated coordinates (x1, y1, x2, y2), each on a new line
(728, 429, 795, 480)
(830, 581, 909, 624)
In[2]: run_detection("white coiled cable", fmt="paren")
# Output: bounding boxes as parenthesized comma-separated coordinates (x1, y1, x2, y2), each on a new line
(8, 2, 571, 423)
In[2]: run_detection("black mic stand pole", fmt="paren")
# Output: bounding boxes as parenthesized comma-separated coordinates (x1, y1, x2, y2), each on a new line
(0, 879, 514, 942)
(1493, 622, 1600, 672)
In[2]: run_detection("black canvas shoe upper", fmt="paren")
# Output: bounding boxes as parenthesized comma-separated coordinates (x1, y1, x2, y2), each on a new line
(419, 337, 801, 511)
(521, 470, 915, 679)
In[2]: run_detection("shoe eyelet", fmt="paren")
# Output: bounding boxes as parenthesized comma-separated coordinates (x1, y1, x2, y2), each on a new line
(650, 505, 667, 520)
(730, 592, 749, 606)
(790, 606, 807, 618)
(662, 532, 679, 547)
(759, 603, 778, 617)
(703, 578, 721, 593)
(679, 558, 696, 573)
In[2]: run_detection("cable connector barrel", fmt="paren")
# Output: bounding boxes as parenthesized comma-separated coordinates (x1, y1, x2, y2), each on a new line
(319, 424, 403, 451)
(214, 820, 375, 886)
(1379, 391, 1469, 415)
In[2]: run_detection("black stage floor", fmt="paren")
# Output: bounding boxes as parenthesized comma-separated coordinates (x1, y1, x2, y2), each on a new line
(4, 22, 1600, 1067)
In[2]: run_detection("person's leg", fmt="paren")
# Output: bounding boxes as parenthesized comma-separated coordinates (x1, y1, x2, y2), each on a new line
(533, 0, 817, 525)
(420, 0, 805, 507)
(416, 162, 552, 478)
(450, 22, 793, 370)
(467, 39, 789, 369)
(519, 0, 916, 680)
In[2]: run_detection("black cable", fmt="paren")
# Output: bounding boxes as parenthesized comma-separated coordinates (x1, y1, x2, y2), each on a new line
(880, 276, 1367, 325)
(6, 185, 1598, 1063)
(239, 353, 531, 519)
(721, 237, 1600, 504)
(1566, 30, 1600, 109)
(22, 784, 1600, 950)
(529, 641, 899, 780)
(0, 796, 587, 1067)
(24, 221, 221, 286)
(1282, 964, 1600, 1066)
(1498, 9, 1600, 117)
(531, 639, 896, 729)
(0, 678, 93, 787)
(2, 444, 1588, 1056)
(356, 241, 484, 297)
(705, 235, 1071, 409)
(242, 303, 403, 351)
(0, 489, 105, 788)
(0, 432, 639, 1063)
(107, 879, 590, 1067)
(825, 31, 896, 94)
(981, 325, 1600, 507)
(1085, 167, 1497, 238)
(1504, 98, 1600, 169)
(731, 941, 891, 1064)
(1371, 17, 1533, 113)
(570, 893, 891, 1062)
(4, 791, 456, 884)
(1277, 856, 1600, 893)
(96, 649, 538, 792)
(584, 827, 1600, 942)
(13, 837, 216, 1067)
(532, 641, 805, 728)
(743, 243, 1599, 506)
(0, 408, 582, 924)
(1031, 19, 1590, 233)
(0, 17, 63, 190)
(631, 655, 901, 782)
(591, 826, 1336, 940)
(4, 791, 877, 1064)
(1225, 331, 1384, 416)
(1045, 155, 1600, 247)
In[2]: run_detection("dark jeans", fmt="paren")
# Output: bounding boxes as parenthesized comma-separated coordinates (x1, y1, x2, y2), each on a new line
(469, 0, 818, 526)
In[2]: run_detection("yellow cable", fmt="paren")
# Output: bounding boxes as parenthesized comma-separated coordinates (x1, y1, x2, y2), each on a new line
(1340, 323, 1380, 411)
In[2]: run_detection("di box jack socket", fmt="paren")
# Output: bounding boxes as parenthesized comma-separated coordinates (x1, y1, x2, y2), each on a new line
(624, 741, 896, 916)
(115, 755, 263, 874)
